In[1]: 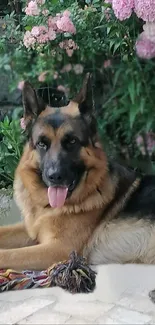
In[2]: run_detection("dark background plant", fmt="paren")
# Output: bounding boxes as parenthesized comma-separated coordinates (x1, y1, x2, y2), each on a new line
(0, 108, 25, 188)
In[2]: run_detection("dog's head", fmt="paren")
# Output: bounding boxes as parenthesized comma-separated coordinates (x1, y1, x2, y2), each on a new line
(22, 74, 107, 208)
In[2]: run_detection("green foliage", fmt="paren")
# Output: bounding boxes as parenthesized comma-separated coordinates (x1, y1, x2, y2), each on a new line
(0, 114, 25, 188)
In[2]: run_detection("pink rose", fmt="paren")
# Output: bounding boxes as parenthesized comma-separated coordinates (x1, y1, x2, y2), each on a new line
(18, 80, 25, 90)
(56, 14, 76, 34)
(20, 118, 26, 130)
(25, 1, 40, 16)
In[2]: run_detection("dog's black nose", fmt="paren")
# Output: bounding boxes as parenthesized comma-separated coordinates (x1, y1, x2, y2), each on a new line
(47, 169, 63, 184)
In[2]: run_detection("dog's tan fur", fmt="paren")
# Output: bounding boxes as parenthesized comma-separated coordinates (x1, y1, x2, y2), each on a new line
(0, 75, 155, 270)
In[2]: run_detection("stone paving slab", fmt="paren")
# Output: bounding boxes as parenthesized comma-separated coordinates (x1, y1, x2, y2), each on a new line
(0, 264, 155, 324)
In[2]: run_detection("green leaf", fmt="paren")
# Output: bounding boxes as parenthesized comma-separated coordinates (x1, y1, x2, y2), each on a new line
(113, 42, 121, 53)
(146, 119, 153, 132)
(107, 27, 111, 35)
(25, 26, 32, 31)
(129, 104, 138, 128)
(128, 81, 135, 104)
(113, 69, 122, 87)
(109, 39, 115, 50)
(139, 98, 145, 114)
(3, 116, 10, 127)
(4, 64, 11, 71)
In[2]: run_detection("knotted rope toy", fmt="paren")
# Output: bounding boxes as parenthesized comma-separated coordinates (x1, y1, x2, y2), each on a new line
(0, 252, 96, 293)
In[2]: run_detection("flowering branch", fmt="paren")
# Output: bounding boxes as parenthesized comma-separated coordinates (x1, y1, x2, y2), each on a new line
(107, 0, 155, 59)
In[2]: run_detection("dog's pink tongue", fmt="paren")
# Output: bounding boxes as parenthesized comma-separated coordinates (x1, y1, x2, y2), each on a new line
(48, 187, 68, 208)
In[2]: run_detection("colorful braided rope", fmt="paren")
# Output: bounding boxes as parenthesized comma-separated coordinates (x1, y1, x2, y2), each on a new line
(0, 252, 96, 293)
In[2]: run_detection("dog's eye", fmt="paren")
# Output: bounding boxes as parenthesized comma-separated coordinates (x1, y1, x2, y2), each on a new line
(36, 136, 50, 151)
(69, 138, 77, 145)
(37, 141, 47, 150)
(62, 136, 78, 150)
(66, 137, 78, 147)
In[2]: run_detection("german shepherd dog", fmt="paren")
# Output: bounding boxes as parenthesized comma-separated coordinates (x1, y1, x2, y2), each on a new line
(0, 73, 155, 270)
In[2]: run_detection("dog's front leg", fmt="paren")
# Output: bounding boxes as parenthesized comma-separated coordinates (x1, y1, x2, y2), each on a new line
(0, 242, 70, 270)
(0, 223, 35, 249)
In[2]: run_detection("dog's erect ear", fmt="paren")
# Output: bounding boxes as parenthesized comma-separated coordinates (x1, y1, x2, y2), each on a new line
(74, 73, 94, 116)
(22, 81, 46, 123)
(74, 73, 97, 141)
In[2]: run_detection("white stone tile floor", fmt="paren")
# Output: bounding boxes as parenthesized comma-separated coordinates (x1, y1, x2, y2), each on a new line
(0, 264, 155, 324)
